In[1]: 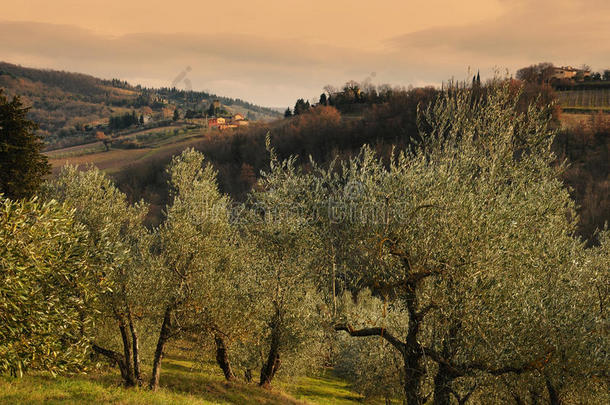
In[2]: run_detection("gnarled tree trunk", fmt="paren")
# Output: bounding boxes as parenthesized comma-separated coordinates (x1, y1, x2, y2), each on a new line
(118, 318, 136, 386)
(92, 344, 133, 386)
(149, 305, 173, 391)
(259, 307, 282, 388)
(433, 322, 461, 405)
(91, 310, 137, 387)
(259, 344, 280, 388)
(402, 281, 425, 405)
(402, 348, 424, 405)
(545, 377, 562, 405)
(214, 334, 235, 381)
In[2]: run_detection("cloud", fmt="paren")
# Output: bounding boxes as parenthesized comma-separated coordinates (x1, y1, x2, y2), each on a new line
(389, 0, 610, 70)
(0, 21, 382, 106)
(0, 1, 608, 107)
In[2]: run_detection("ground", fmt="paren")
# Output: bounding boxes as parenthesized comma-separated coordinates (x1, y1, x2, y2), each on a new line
(0, 356, 383, 405)
(46, 123, 211, 174)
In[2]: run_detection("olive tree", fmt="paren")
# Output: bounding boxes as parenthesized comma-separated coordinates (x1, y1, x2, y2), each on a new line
(327, 83, 606, 403)
(0, 197, 102, 376)
(260, 83, 606, 403)
(148, 148, 238, 389)
(43, 166, 150, 386)
(235, 143, 327, 388)
(472, 228, 608, 404)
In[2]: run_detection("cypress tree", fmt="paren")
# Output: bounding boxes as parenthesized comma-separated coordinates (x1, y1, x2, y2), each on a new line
(0, 90, 50, 199)
(319, 93, 327, 105)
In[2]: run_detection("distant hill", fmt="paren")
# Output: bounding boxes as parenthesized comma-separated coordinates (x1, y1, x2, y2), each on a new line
(0, 61, 280, 146)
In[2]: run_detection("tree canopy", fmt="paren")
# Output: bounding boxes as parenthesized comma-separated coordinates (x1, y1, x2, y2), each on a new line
(0, 90, 50, 199)
(0, 197, 103, 376)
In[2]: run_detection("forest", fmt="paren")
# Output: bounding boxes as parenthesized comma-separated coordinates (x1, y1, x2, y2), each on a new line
(1, 81, 608, 404)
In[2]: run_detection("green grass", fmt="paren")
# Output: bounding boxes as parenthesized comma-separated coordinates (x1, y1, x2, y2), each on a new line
(283, 371, 371, 405)
(46, 143, 107, 159)
(0, 357, 379, 405)
(0, 374, 214, 404)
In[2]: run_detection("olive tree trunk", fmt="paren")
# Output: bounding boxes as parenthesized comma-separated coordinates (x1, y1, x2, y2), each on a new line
(259, 308, 282, 388)
(91, 343, 134, 386)
(118, 319, 135, 386)
(149, 305, 172, 391)
(433, 363, 457, 405)
(91, 311, 138, 387)
(127, 307, 142, 385)
(214, 334, 235, 381)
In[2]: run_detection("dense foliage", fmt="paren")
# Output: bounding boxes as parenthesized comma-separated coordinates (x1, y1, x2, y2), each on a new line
(108, 111, 140, 131)
(0, 90, 50, 199)
(0, 198, 101, 376)
(115, 79, 607, 243)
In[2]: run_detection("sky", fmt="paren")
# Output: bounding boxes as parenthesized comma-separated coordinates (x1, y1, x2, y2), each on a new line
(2, 0, 609, 107)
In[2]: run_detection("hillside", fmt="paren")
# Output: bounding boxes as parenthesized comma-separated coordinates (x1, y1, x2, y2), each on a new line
(0, 62, 281, 147)
(0, 353, 372, 405)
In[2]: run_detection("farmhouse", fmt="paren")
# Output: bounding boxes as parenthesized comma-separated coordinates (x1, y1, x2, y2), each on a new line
(232, 113, 249, 126)
(208, 113, 249, 130)
(551, 66, 591, 81)
(207, 117, 226, 127)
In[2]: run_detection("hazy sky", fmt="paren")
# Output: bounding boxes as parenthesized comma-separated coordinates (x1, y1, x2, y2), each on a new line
(2, 0, 609, 107)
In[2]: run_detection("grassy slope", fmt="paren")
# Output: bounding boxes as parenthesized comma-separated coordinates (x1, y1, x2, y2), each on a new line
(0, 356, 373, 405)
(46, 124, 210, 174)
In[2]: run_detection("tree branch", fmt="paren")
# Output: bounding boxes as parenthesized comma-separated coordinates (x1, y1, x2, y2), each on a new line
(422, 346, 537, 377)
(92, 344, 124, 363)
(335, 323, 405, 353)
(386, 245, 412, 272)
(408, 269, 445, 284)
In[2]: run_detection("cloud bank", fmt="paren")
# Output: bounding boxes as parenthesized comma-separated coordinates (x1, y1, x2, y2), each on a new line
(0, 0, 608, 106)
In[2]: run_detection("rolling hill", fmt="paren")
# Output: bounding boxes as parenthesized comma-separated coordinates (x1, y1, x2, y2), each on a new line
(0, 61, 281, 147)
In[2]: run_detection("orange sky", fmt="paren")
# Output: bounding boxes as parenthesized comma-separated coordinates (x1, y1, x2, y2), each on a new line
(2, 0, 609, 106)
